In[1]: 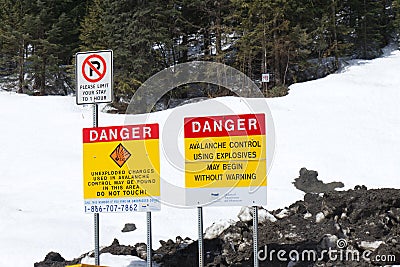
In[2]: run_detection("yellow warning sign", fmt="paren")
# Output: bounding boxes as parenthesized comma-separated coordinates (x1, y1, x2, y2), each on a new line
(184, 114, 267, 207)
(82, 124, 160, 213)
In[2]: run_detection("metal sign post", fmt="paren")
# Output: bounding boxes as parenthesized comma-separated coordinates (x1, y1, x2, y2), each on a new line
(93, 103, 100, 265)
(147, 212, 152, 267)
(253, 206, 259, 267)
(94, 213, 100, 265)
(198, 207, 204, 267)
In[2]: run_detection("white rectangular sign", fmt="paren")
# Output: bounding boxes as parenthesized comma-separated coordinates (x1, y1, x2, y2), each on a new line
(76, 50, 113, 105)
(262, 73, 270, 83)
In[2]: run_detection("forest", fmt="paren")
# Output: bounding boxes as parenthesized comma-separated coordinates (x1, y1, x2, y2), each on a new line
(1, 0, 400, 109)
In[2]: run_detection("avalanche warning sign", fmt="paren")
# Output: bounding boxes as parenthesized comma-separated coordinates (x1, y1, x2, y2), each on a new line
(184, 113, 267, 207)
(82, 124, 161, 213)
(76, 50, 113, 105)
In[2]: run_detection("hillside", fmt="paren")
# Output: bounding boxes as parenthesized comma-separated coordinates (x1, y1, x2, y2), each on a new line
(1, 49, 400, 266)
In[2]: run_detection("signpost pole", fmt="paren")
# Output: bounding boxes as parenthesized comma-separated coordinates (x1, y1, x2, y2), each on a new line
(147, 212, 152, 267)
(262, 81, 267, 97)
(93, 103, 100, 266)
(94, 212, 100, 265)
(198, 206, 204, 267)
(252, 206, 259, 267)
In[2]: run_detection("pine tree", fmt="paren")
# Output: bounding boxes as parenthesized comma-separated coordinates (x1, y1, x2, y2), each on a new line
(350, 0, 390, 59)
(392, 0, 400, 45)
(232, 0, 313, 89)
(81, 0, 174, 105)
(14, 0, 87, 95)
(0, 0, 27, 92)
(1, 0, 398, 98)
(79, 0, 107, 51)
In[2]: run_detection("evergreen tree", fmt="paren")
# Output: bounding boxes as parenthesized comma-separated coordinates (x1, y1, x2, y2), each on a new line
(79, 0, 107, 51)
(80, 0, 174, 105)
(1, 0, 399, 100)
(0, 0, 86, 94)
(392, 0, 400, 44)
(0, 0, 27, 92)
(350, 0, 390, 58)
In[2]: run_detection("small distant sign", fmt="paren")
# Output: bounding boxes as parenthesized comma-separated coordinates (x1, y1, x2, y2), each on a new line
(82, 124, 161, 213)
(262, 73, 270, 83)
(76, 50, 113, 105)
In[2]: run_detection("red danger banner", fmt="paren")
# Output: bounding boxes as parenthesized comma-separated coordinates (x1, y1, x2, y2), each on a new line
(184, 113, 265, 138)
(83, 124, 159, 143)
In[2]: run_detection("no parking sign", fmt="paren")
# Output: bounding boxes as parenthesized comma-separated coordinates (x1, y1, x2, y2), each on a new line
(76, 50, 113, 105)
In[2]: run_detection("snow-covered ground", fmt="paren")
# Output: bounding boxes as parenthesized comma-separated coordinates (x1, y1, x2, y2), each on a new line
(0, 50, 399, 266)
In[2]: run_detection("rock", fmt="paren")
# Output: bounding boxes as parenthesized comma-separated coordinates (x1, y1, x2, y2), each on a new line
(315, 212, 325, 223)
(293, 167, 344, 194)
(359, 240, 383, 251)
(175, 236, 183, 243)
(237, 206, 252, 222)
(121, 223, 137, 232)
(44, 252, 65, 262)
(100, 238, 137, 256)
(135, 243, 148, 260)
(304, 212, 312, 219)
(238, 206, 276, 223)
(318, 234, 339, 250)
(34, 252, 81, 267)
(275, 208, 289, 219)
(155, 237, 223, 266)
(37, 173, 400, 267)
(205, 219, 235, 239)
(258, 208, 277, 223)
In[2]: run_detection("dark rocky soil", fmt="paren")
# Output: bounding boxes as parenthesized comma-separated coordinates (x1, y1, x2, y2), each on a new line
(35, 169, 400, 267)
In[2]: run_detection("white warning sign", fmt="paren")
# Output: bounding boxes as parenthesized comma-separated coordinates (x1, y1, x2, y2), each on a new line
(76, 50, 113, 105)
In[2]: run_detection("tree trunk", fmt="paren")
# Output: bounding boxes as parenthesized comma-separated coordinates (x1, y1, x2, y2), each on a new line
(40, 58, 46, 96)
(204, 29, 210, 57)
(181, 34, 188, 63)
(262, 20, 268, 95)
(273, 17, 281, 86)
(215, 1, 222, 63)
(17, 39, 24, 94)
(332, 0, 339, 69)
(363, 0, 367, 59)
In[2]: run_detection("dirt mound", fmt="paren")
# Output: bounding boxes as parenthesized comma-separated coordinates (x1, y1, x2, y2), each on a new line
(151, 186, 400, 266)
(35, 169, 400, 266)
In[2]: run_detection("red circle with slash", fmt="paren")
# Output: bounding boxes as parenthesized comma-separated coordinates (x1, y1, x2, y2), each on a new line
(82, 54, 107, 83)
